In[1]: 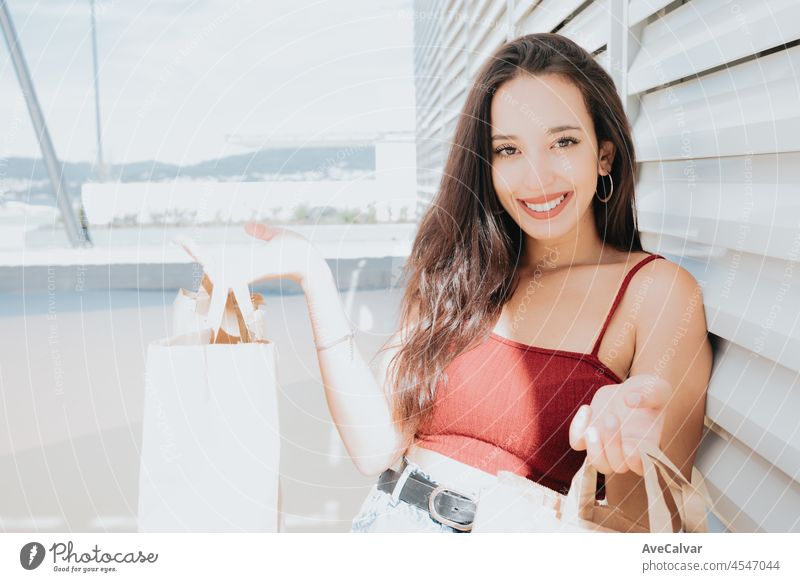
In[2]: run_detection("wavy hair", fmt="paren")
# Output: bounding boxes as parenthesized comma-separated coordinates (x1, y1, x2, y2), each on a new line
(385, 33, 643, 443)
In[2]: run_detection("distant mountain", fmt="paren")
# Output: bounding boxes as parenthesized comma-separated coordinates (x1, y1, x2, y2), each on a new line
(0, 147, 376, 206)
(1, 146, 375, 183)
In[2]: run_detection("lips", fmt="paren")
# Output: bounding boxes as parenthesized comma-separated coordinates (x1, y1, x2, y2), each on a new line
(517, 191, 572, 205)
(517, 190, 573, 219)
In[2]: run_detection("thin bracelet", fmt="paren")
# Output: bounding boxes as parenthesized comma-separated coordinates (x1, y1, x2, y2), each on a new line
(315, 329, 356, 360)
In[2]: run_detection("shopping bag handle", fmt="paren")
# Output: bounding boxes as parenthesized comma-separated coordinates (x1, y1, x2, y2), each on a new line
(174, 236, 256, 338)
(563, 441, 710, 533)
(638, 442, 710, 533)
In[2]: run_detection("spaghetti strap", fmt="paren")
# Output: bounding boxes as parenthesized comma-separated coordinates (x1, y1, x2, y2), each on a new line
(590, 253, 665, 357)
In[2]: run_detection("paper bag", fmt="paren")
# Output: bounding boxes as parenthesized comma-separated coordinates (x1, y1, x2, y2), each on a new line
(472, 442, 710, 533)
(138, 241, 281, 532)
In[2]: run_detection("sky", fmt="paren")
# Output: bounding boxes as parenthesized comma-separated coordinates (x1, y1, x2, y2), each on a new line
(1, 0, 416, 165)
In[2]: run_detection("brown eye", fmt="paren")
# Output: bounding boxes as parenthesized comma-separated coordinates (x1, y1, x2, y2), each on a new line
(554, 136, 580, 149)
(493, 145, 518, 157)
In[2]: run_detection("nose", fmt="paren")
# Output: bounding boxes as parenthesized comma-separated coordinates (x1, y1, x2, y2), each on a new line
(521, 150, 556, 191)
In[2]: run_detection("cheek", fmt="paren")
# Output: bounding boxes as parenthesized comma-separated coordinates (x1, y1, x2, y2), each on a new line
(575, 151, 601, 184)
(561, 153, 599, 199)
(491, 166, 519, 212)
(491, 164, 509, 193)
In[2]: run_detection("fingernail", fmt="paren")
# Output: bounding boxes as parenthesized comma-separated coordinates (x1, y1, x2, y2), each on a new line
(626, 393, 641, 406)
(604, 415, 617, 429)
(585, 427, 598, 444)
(623, 442, 635, 457)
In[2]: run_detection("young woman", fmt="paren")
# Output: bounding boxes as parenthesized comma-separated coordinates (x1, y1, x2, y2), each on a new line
(244, 33, 712, 533)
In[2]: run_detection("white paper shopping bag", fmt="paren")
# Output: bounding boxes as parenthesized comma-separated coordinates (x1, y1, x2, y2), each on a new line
(138, 239, 281, 532)
(472, 442, 710, 533)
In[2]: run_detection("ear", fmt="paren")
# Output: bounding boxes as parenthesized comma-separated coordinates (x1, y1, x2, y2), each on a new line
(598, 140, 616, 176)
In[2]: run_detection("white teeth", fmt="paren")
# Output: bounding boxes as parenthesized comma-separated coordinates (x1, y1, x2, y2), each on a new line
(524, 193, 567, 212)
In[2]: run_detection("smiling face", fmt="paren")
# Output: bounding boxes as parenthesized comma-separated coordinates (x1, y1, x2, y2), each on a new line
(490, 73, 615, 251)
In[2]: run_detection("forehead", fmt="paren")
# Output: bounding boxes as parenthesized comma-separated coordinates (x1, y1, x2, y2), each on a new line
(490, 74, 591, 134)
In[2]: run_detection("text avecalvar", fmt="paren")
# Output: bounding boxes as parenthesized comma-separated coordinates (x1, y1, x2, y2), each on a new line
(642, 544, 702, 554)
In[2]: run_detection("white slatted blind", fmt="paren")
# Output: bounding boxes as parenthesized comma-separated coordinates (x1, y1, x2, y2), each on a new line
(412, 0, 800, 532)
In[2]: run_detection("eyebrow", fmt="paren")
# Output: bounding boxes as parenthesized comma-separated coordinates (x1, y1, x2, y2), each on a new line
(491, 125, 582, 140)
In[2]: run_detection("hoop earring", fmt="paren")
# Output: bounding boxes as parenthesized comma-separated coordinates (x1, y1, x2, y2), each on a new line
(596, 174, 613, 203)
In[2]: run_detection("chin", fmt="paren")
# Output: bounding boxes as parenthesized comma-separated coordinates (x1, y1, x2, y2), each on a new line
(524, 226, 574, 244)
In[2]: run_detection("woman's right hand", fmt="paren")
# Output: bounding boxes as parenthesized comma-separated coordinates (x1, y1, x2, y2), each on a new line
(243, 222, 329, 288)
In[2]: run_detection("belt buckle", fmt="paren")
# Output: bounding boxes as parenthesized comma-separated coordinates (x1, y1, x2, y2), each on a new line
(428, 485, 476, 532)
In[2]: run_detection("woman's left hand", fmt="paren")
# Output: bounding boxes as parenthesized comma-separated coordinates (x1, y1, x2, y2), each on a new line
(568, 374, 673, 476)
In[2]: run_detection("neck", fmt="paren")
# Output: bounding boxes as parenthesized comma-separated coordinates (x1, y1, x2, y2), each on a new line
(522, 213, 610, 272)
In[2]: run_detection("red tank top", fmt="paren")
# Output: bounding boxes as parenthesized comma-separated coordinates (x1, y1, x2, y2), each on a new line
(415, 253, 665, 498)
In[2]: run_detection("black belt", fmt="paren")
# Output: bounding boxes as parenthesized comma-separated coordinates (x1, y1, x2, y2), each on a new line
(377, 459, 477, 532)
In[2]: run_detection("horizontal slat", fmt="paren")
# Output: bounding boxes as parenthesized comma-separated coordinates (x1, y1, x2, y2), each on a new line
(640, 252, 800, 375)
(512, 0, 541, 26)
(442, 8, 466, 52)
(595, 49, 611, 75)
(417, 3, 443, 47)
(440, 103, 462, 130)
(417, 92, 440, 111)
(629, 0, 800, 94)
(418, 75, 443, 106)
(443, 74, 468, 109)
(444, 0, 461, 14)
(628, 0, 673, 27)
(417, 76, 443, 111)
(418, 107, 442, 131)
(415, 83, 437, 109)
(441, 22, 468, 72)
(704, 264, 800, 376)
(428, 123, 446, 141)
(557, 0, 610, 53)
(441, 47, 467, 80)
(443, 118, 458, 144)
(697, 426, 800, 532)
(633, 44, 800, 160)
(417, 23, 444, 73)
(469, 0, 499, 27)
(420, 105, 441, 124)
(516, 0, 584, 34)
(635, 244, 800, 382)
(416, 52, 438, 87)
(479, 19, 509, 59)
(705, 341, 800, 481)
(468, 0, 507, 54)
(468, 10, 509, 77)
(636, 153, 800, 263)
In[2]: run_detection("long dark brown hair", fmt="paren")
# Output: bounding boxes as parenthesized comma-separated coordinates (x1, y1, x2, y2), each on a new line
(386, 33, 643, 443)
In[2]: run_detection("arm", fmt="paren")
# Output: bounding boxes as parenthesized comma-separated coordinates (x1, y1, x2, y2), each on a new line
(605, 261, 712, 528)
(568, 260, 712, 529)
(302, 261, 412, 476)
(243, 222, 410, 477)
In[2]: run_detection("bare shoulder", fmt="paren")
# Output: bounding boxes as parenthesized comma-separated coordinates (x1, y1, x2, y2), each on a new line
(634, 256, 706, 316)
(618, 253, 709, 347)
(630, 255, 711, 376)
